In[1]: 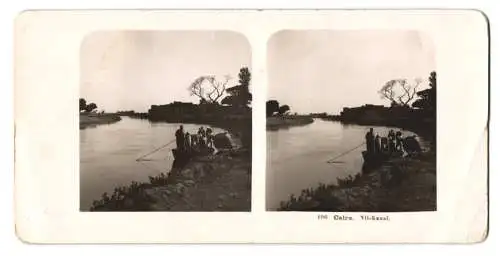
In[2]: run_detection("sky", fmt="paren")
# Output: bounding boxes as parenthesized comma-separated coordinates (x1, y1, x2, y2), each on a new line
(267, 30, 436, 115)
(81, 31, 251, 112)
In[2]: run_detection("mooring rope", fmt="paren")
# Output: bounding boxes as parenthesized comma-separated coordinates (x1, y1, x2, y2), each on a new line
(326, 142, 366, 163)
(136, 139, 176, 162)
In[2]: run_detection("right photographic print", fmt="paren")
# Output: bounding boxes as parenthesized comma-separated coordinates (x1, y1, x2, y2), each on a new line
(266, 30, 437, 212)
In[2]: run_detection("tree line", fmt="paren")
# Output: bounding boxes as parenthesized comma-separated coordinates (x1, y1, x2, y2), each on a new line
(266, 100, 290, 117)
(79, 98, 99, 113)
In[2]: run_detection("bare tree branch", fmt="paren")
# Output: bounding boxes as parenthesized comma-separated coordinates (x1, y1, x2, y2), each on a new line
(378, 78, 422, 107)
(189, 75, 231, 104)
(188, 76, 208, 102)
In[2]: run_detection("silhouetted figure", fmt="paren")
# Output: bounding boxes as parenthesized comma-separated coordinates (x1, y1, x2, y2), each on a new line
(191, 134, 198, 151)
(199, 134, 206, 148)
(388, 129, 396, 152)
(175, 125, 185, 151)
(206, 127, 213, 148)
(381, 137, 388, 152)
(395, 131, 403, 152)
(185, 132, 191, 152)
(198, 126, 206, 138)
(375, 134, 381, 154)
(365, 128, 375, 154)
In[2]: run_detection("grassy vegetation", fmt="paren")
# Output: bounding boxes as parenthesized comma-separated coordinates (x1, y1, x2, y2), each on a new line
(278, 173, 363, 211)
(89, 172, 176, 211)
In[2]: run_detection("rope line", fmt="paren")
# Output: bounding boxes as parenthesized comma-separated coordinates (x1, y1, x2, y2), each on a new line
(136, 139, 176, 162)
(326, 142, 366, 163)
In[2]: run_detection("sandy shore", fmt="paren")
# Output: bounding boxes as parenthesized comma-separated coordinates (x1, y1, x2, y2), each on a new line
(277, 151, 436, 211)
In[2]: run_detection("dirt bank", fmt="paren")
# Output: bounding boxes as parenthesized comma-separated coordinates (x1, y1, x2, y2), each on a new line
(278, 151, 436, 212)
(145, 148, 251, 211)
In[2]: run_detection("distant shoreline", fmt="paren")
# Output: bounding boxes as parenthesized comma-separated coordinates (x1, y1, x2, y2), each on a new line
(80, 113, 122, 128)
(315, 105, 436, 147)
(266, 115, 314, 130)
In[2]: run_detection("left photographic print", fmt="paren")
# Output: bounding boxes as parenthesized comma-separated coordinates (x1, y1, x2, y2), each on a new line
(79, 31, 252, 212)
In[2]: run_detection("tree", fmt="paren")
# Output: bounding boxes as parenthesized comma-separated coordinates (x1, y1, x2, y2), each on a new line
(378, 78, 423, 107)
(221, 67, 252, 107)
(412, 71, 436, 110)
(85, 103, 98, 113)
(278, 105, 290, 115)
(239, 66, 251, 88)
(79, 98, 87, 112)
(266, 100, 279, 117)
(189, 75, 231, 104)
(238, 67, 252, 106)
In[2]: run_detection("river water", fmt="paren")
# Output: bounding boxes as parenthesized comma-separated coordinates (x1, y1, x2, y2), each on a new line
(266, 118, 427, 210)
(79, 117, 225, 210)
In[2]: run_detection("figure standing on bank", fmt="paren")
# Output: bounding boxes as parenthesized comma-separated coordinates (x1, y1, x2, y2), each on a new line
(365, 128, 375, 154)
(175, 125, 185, 151)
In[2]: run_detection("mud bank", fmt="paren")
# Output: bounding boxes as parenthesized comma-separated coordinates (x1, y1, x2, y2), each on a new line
(278, 151, 436, 212)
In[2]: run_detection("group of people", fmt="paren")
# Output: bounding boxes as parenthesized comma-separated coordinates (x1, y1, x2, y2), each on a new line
(175, 125, 214, 153)
(365, 128, 421, 155)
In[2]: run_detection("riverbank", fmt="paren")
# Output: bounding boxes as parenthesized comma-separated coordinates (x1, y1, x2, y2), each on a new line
(80, 113, 121, 128)
(267, 115, 314, 130)
(88, 128, 251, 211)
(277, 150, 436, 211)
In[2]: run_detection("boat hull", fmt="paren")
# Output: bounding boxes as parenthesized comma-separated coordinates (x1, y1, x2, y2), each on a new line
(361, 151, 388, 171)
(171, 147, 215, 167)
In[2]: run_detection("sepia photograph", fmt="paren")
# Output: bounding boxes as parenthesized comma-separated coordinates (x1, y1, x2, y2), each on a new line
(267, 30, 437, 212)
(80, 31, 252, 211)
(14, 10, 487, 243)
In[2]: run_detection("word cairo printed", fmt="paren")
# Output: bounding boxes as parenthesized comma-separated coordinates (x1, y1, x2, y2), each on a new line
(266, 30, 436, 212)
(80, 31, 252, 212)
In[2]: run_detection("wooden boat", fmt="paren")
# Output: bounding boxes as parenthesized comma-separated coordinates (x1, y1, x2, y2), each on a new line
(361, 150, 389, 171)
(172, 146, 215, 167)
(361, 148, 406, 172)
(172, 148, 191, 160)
